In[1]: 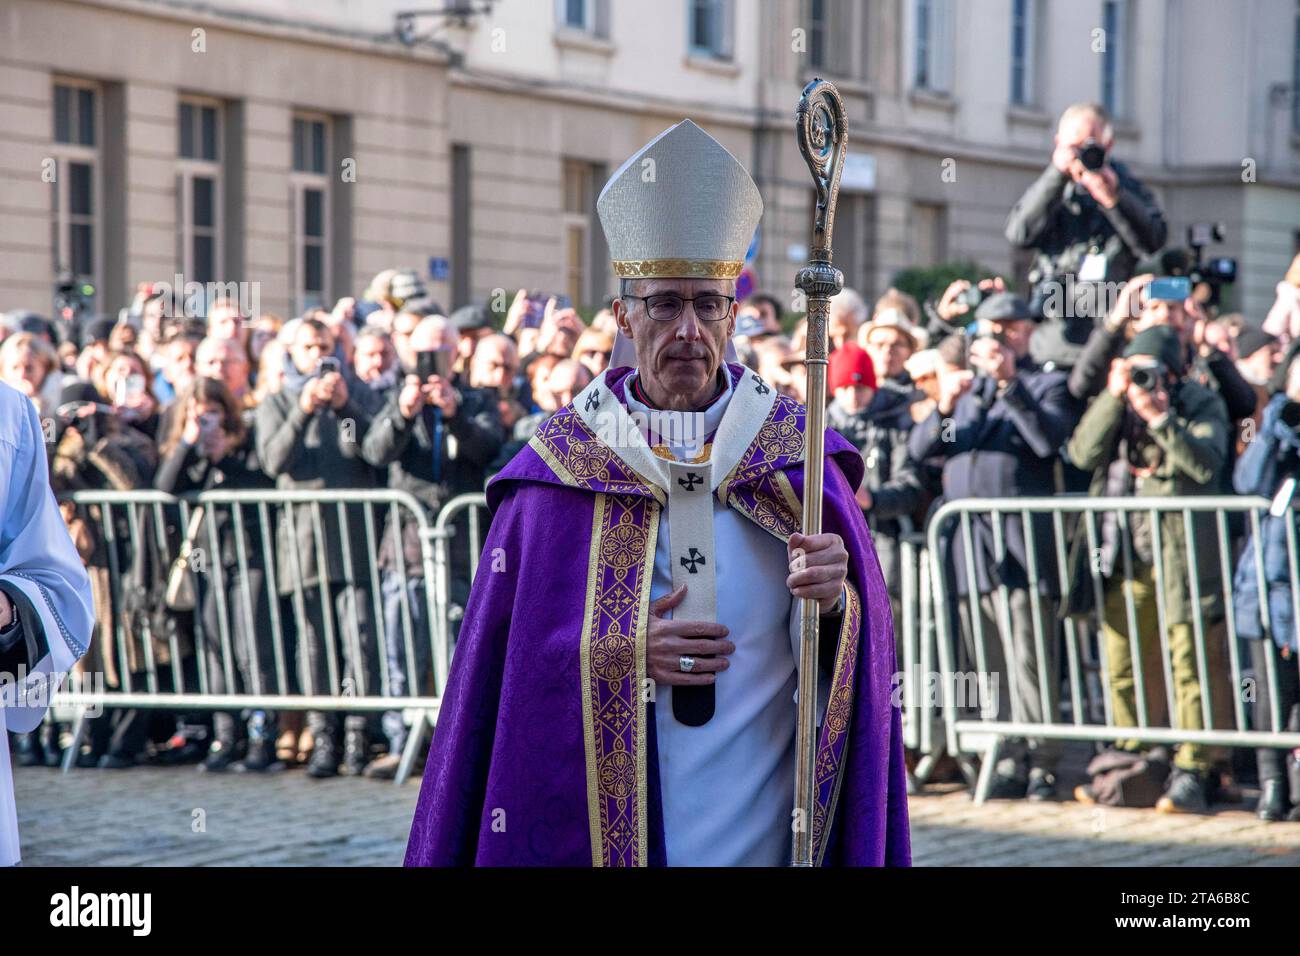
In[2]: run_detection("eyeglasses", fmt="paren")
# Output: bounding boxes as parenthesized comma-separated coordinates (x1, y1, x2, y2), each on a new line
(622, 293, 735, 323)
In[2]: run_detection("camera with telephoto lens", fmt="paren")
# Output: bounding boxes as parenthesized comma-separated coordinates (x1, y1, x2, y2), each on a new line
(1158, 223, 1238, 308)
(1129, 359, 1165, 393)
(1076, 139, 1107, 171)
(53, 269, 95, 344)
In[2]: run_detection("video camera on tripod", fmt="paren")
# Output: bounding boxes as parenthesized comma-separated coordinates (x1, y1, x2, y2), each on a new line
(1160, 222, 1237, 309)
(52, 268, 96, 344)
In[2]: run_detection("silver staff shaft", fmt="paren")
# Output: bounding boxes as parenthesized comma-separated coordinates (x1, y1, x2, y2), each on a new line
(792, 78, 847, 867)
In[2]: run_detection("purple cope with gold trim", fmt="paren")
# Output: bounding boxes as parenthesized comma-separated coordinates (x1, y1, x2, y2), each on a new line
(404, 363, 911, 867)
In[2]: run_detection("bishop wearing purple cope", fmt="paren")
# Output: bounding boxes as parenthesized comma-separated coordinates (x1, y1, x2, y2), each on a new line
(405, 120, 910, 867)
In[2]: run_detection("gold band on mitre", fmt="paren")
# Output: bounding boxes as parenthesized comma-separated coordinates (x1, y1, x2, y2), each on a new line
(612, 258, 745, 279)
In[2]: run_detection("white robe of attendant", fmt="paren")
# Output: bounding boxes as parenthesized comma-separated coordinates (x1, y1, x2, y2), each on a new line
(0, 383, 94, 866)
(624, 372, 813, 867)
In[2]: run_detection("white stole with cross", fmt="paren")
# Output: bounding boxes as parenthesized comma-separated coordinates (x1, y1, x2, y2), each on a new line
(574, 367, 809, 866)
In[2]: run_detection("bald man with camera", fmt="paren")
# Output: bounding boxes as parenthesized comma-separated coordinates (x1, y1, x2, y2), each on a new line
(1006, 103, 1167, 371)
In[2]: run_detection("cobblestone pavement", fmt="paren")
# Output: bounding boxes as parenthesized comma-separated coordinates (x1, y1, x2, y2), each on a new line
(13, 760, 1300, 866)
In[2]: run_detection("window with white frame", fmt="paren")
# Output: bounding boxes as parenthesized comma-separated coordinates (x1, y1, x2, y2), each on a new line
(802, 0, 862, 80)
(556, 0, 610, 39)
(559, 0, 591, 31)
(177, 98, 221, 286)
(688, 0, 733, 60)
(808, 0, 829, 70)
(562, 160, 595, 308)
(1100, 0, 1128, 118)
(913, 0, 953, 94)
(1009, 0, 1037, 106)
(51, 79, 101, 299)
(292, 114, 330, 313)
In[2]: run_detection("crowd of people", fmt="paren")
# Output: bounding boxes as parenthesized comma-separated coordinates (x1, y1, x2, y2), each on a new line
(2, 101, 1299, 824)
(815, 270, 1300, 819)
(0, 268, 631, 781)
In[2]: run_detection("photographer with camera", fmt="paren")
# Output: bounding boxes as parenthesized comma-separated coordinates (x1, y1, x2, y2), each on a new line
(909, 292, 1075, 800)
(1006, 103, 1167, 371)
(1067, 326, 1236, 813)
(95, 349, 160, 439)
(1068, 274, 1257, 476)
(360, 315, 504, 779)
(1230, 349, 1300, 822)
(256, 318, 382, 779)
(155, 376, 278, 773)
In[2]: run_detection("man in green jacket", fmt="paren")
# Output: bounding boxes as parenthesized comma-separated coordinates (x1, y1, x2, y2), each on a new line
(1066, 326, 1236, 813)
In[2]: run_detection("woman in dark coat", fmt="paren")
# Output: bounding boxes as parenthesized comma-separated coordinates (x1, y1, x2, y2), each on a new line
(155, 377, 281, 771)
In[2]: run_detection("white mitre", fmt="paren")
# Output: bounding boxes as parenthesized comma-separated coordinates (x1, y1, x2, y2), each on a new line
(597, 119, 763, 369)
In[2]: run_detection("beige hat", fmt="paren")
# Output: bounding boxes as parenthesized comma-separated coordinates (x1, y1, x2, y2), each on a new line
(862, 308, 927, 350)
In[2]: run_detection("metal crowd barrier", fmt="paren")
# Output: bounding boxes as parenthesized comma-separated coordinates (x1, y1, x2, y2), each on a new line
(427, 492, 489, 675)
(398, 492, 492, 778)
(926, 495, 1300, 803)
(407, 497, 958, 792)
(897, 529, 956, 790)
(57, 486, 1300, 802)
(365, 492, 957, 788)
(49, 488, 454, 784)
